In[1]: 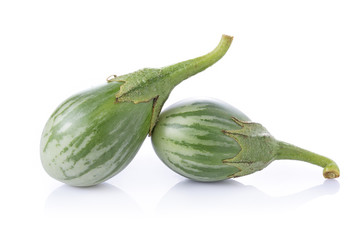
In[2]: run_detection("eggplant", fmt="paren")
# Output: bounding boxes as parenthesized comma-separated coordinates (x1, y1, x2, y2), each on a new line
(151, 98, 340, 182)
(40, 35, 233, 186)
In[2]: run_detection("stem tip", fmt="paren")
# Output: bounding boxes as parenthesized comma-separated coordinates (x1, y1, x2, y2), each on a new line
(323, 163, 340, 179)
(222, 34, 234, 42)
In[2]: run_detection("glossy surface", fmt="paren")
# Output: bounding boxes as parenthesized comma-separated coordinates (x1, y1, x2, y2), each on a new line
(152, 98, 340, 181)
(40, 82, 152, 186)
(152, 98, 250, 181)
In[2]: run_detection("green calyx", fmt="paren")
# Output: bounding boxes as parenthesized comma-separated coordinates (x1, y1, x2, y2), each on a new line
(108, 35, 234, 135)
(222, 117, 278, 177)
(222, 117, 340, 179)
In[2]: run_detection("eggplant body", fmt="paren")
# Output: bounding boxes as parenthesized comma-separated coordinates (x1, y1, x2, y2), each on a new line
(152, 98, 340, 181)
(151, 98, 251, 181)
(41, 82, 152, 186)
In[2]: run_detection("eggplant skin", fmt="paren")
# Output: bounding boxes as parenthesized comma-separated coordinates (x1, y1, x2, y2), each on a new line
(40, 82, 152, 187)
(151, 98, 250, 182)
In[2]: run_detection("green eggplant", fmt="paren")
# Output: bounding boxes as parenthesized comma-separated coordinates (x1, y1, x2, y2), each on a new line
(151, 98, 340, 182)
(40, 35, 233, 187)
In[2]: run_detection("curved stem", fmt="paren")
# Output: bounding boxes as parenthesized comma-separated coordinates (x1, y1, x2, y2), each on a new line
(161, 34, 233, 87)
(109, 35, 233, 135)
(275, 141, 340, 179)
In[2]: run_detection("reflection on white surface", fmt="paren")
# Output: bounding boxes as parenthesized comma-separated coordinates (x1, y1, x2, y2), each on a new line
(45, 183, 141, 216)
(156, 179, 340, 215)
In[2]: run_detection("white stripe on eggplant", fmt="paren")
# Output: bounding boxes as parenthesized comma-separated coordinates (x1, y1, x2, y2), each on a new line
(51, 95, 94, 125)
(162, 115, 235, 129)
(163, 103, 211, 115)
(159, 127, 236, 148)
(159, 137, 214, 157)
(179, 158, 229, 170)
(58, 122, 72, 133)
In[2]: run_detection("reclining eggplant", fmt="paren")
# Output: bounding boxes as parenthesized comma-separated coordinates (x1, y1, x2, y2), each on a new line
(151, 98, 340, 182)
(40, 35, 233, 187)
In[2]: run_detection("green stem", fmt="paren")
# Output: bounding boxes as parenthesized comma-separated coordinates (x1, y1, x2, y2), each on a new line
(161, 34, 233, 87)
(109, 35, 233, 135)
(275, 141, 340, 179)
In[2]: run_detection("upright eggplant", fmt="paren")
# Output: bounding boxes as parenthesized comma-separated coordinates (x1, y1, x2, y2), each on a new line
(151, 98, 340, 182)
(40, 35, 233, 186)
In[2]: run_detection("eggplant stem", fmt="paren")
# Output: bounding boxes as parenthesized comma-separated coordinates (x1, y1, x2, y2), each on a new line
(107, 35, 233, 135)
(275, 141, 340, 179)
(148, 34, 233, 134)
(161, 35, 234, 87)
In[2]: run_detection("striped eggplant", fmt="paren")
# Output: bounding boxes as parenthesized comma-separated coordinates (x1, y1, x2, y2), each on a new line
(151, 98, 340, 182)
(40, 35, 233, 187)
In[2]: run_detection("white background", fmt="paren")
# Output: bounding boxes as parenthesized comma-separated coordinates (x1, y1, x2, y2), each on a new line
(1, 0, 355, 239)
